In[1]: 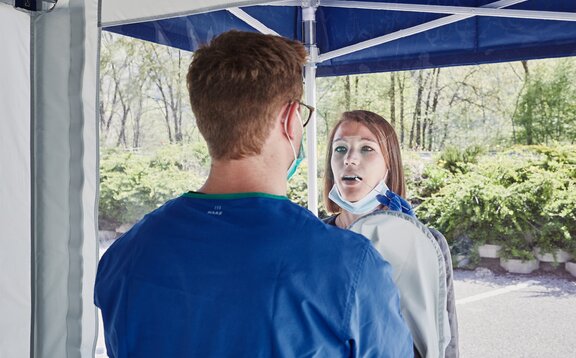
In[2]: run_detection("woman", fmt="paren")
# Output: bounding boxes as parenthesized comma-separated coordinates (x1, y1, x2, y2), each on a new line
(323, 110, 459, 358)
(323, 110, 412, 228)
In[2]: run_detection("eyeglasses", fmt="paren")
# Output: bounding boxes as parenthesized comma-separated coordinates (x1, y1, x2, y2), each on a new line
(296, 100, 315, 127)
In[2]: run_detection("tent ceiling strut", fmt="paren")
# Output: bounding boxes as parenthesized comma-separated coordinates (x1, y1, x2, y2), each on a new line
(319, 0, 527, 62)
(269, 1, 576, 22)
(227, 7, 281, 36)
(321, 1, 576, 22)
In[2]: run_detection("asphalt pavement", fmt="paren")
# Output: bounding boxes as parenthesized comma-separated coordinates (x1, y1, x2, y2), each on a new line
(455, 268, 576, 357)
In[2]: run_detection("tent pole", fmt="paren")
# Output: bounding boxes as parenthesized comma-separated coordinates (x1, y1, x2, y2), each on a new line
(227, 3, 319, 215)
(302, 2, 318, 215)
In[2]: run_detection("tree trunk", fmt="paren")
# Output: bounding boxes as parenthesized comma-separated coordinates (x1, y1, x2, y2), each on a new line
(344, 75, 351, 111)
(398, 73, 406, 145)
(428, 68, 441, 151)
(422, 70, 435, 149)
(174, 51, 184, 143)
(410, 70, 426, 149)
(132, 95, 144, 148)
(354, 76, 360, 108)
(389, 72, 396, 127)
(523, 60, 533, 145)
(116, 102, 129, 148)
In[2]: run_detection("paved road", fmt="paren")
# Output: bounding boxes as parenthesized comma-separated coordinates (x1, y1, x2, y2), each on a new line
(455, 268, 576, 357)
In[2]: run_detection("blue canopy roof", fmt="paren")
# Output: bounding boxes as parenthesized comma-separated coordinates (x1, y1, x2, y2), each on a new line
(104, 0, 576, 77)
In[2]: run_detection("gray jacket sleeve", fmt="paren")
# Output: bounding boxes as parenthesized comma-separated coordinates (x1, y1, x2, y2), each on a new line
(428, 227, 460, 358)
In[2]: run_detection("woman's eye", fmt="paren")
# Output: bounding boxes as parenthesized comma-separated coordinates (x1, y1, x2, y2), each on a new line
(361, 146, 374, 152)
(334, 146, 347, 153)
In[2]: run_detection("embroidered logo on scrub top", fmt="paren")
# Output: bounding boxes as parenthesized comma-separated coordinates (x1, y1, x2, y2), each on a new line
(207, 205, 223, 216)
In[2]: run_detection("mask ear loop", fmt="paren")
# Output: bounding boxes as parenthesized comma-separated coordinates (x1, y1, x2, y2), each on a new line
(283, 102, 299, 160)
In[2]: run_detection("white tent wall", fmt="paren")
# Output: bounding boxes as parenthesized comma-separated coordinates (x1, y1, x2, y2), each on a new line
(0, 0, 99, 357)
(0, 7, 32, 358)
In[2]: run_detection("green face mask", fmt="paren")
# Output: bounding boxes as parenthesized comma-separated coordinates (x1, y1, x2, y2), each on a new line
(287, 142, 305, 180)
(284, 107, 305, 181)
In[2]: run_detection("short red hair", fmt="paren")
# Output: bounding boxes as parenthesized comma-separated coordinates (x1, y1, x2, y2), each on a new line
(187, 31, 307, 160)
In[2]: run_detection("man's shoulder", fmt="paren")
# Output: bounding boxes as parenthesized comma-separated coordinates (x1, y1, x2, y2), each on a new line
(296, 214, 375, 263)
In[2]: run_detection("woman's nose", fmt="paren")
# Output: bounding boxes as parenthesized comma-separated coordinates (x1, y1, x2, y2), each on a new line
(345, 151, 359, 166)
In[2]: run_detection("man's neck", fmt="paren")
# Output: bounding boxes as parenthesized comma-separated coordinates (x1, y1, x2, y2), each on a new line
(198, 156, 287, 196)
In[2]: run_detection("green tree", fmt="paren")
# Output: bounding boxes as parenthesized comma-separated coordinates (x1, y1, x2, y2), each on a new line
(514, 60, 576, 145)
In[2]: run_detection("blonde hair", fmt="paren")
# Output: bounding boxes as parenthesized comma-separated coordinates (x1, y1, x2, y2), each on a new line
(187, 31, 307, 160)
(323, 110, 406, 214)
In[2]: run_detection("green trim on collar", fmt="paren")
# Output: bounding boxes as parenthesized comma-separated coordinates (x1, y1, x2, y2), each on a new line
(182, 192, 289, 201)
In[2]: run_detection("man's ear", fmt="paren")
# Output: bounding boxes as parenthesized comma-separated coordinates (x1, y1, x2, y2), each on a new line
(282, 102, 300, 140)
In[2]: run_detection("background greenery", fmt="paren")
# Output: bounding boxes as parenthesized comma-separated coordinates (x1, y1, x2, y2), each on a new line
(415, 145, 576, 259)
(98, 33, 576, 259)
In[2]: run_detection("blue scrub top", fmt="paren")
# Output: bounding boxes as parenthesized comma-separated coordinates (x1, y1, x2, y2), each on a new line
(95, 192, 413, 357)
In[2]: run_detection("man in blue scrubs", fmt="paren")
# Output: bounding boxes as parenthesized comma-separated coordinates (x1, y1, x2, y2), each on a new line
(95, 30, 413, 357)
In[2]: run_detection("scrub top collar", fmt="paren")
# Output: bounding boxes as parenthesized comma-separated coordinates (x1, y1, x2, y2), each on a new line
(183, 191, 289, 201)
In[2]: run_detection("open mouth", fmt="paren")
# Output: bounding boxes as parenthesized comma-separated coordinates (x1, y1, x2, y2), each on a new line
(342, 175, 362, 182)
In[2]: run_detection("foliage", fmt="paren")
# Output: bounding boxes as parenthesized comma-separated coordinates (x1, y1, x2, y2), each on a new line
(417, 145, 576, 255)
(100, 144, 330, 229)
(409, 145, 482, 202)
(500, 247, 536, 262)
(98, 35, 576, 259)
(99, 145, 206, 229)
(287, 162, 329, 218)
(514, 59, 576, 145)
(100, 34, 576, 156)
(415, 165, 452, 199)
(287, 163, 309, 210)
(438, 145, 484, 174)
(99, 32, 195, 150)
(450, 235, 474, 256)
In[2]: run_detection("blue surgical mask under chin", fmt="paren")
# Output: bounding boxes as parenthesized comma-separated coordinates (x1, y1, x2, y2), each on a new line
(329, 180, 389, 215)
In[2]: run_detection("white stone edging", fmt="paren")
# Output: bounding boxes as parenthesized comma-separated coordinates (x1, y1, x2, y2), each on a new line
(566, 261, 576, 277)
(500, 257, 539, 274)
(534, 247, 572, 263)
(478, 244, 502, 258)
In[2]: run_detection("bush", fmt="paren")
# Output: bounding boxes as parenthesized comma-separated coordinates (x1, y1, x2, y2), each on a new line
(438, 145, 484, 175)
(99, 145, 206, 229)
(417, 145, 576, 255)
(287, 162, 329, 218)
(100, 146, 327, 229)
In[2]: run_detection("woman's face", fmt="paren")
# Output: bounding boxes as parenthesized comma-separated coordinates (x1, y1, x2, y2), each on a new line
(330, 121, 388, 202)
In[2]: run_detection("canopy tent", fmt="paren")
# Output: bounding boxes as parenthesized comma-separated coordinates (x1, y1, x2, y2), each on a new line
(103, 1, 576, 76)
(1, 1, 576, 357)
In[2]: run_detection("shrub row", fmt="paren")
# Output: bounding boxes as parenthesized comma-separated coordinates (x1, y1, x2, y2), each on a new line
(99, 145, 315, 229)
(415, 145, 576, 260)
